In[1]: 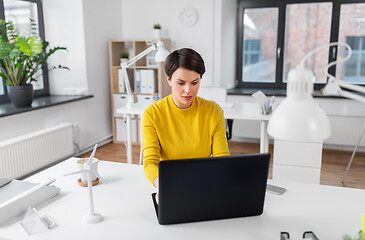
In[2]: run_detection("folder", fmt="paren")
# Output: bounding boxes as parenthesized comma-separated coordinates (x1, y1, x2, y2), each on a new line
(140, 70, 155, 94)
(135, 69, 141, 93)
(146, 70, 155, 93)
(118, 68, 125, 93)
(141, 70, 148, 93)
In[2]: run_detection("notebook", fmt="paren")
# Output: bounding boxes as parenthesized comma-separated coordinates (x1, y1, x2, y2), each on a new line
(152, 153, 270, 225)
(0, 179, 60, 226)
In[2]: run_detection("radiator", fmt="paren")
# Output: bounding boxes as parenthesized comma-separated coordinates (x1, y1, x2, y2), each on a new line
(0, 123, 74, 179)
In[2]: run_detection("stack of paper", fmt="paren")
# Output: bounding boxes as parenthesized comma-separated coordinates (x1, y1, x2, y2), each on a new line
(117, 68, 126, 93)
(252, 91, 275, 115)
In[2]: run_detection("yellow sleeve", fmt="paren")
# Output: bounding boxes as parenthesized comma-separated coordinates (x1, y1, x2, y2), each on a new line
(212, 107, 230, 157)
(141, 108, 160, 185)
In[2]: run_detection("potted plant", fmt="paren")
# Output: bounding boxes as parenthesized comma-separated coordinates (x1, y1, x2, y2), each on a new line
(120, 52, 129, 65)
(153, 23, 162, 39)
(0, 19, 68, 107)
(343, 230, 363, 240)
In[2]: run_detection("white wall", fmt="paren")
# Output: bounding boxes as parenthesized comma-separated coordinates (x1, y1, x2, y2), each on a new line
(44, 0, 89, 95)
(0, 0, 122, 152)
(215, 0, 237, 89)
(121, 0, 216, 86)
(119, 0, 237, 87)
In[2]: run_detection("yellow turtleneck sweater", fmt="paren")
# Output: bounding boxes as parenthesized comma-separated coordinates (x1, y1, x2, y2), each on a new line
(142, 94, 230, 185)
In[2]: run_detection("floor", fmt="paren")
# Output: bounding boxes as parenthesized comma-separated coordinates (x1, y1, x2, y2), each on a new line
(78, 141, 365, 190)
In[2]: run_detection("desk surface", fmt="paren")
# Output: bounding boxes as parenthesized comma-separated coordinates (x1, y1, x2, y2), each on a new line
(117, 102, 270, 121)
(2, 159, 363, 240)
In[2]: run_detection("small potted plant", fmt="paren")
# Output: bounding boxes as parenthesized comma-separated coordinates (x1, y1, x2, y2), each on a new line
(120, 52, 129, 65)
(0, 19, 68, 107)
(153, 23, 162, 39)
(343, 230, 363, 240)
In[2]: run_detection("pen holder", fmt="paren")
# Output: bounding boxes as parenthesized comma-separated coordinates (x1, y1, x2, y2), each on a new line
(77, 158, 99, 183)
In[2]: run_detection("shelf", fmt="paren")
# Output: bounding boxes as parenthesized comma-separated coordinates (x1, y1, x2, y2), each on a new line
(108, 38, 171, 143)
(135, 66, 158, 69)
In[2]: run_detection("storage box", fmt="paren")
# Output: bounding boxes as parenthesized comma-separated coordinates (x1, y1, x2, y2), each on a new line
(115, 118, 138, 143)
(113, 94, 128, 117)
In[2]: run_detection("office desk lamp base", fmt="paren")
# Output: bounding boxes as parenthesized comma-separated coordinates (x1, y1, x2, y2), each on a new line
(83, 213, 103, 224)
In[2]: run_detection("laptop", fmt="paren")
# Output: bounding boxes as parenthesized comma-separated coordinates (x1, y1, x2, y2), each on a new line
(152, 153, 270, 225)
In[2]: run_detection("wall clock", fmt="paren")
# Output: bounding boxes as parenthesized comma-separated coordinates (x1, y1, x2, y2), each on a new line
(179, 7, 198, 27)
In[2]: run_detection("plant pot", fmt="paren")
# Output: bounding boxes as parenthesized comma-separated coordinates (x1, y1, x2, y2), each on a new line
(153, 29, 161, 39)
(7, 84, 34, 107)
(120, 58, 128, 65)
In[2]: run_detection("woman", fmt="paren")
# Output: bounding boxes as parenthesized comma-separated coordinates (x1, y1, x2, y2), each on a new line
(142, 48, 230, 188)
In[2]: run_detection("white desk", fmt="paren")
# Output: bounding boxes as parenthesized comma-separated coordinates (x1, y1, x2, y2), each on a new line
(224, 103, 270, 153)
(1, 158, 364, 239)
(117, 102, 270, 164)
(117, 102, 149, 163)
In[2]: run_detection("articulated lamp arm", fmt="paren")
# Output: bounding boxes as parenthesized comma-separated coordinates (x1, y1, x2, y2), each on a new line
(322, 42, 365, 104)
(119, 41, 169, 108)
(323, 77, 365, 104)
(119, 42, 158, 108)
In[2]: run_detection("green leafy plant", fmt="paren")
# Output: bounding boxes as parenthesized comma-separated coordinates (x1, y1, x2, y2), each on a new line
(0, 19, 68, 86)
(120, 52, 129, 59)
(153, 24, 161, 29)
(343, 230, 363, 240)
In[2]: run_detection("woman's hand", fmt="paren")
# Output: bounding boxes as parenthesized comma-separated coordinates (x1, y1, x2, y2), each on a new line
(153, 176, 159, 188)
(153, 176, 159, 204)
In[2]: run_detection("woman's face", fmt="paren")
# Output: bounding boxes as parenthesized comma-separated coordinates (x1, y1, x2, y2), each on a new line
(167, 67, 201, 109)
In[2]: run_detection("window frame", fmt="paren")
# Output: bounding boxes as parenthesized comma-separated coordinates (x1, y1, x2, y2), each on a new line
(0, 0, 49, 104)
(236, 0, 365, 92)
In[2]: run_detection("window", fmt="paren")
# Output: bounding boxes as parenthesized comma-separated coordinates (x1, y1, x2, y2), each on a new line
(0, 0, 48, 103)
(337, 3, 365, 85)
(236, 0, 365, 92)
(283, 2, 332, 84)
(237, 5, 279, 87)
(343, 36, 365, 83)
(244, 40, 261, 66)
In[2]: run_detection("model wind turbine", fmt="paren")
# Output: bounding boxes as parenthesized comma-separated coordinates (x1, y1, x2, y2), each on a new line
(65, 144, 104, 223)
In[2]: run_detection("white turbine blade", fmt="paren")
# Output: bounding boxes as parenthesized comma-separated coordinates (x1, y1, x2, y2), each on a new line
(90, 168, 105, 182)
(64, 169, 87, 177)
(87, 144, 98, 165)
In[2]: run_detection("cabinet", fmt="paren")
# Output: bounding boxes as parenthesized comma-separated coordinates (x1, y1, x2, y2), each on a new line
(108, 38, 171, 143)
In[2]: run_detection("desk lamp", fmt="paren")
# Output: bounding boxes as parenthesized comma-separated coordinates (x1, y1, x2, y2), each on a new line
(322, 43, 365, 183)
(267, 43, 343, 183)
(120, 41, 169, 108)
(268, 42, 365, 184)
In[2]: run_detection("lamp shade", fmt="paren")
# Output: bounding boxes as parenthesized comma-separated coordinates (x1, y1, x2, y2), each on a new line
(155, 41, 169, 62)
(267, 66, 331, 143)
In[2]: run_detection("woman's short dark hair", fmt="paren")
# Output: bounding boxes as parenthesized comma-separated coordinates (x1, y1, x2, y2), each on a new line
(164, 48, 205, 79)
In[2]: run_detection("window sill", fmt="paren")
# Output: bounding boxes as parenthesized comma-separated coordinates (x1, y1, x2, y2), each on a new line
(0, 95, 93, 118)
(227, 88, 347, 99)
(227, 88, 286, 96)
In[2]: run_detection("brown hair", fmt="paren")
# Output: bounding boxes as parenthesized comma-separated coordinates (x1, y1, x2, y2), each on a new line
(164, 48, 205, 79)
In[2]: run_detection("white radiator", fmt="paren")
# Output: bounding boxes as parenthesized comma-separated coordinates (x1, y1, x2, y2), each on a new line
(0, 123, 74, 179)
